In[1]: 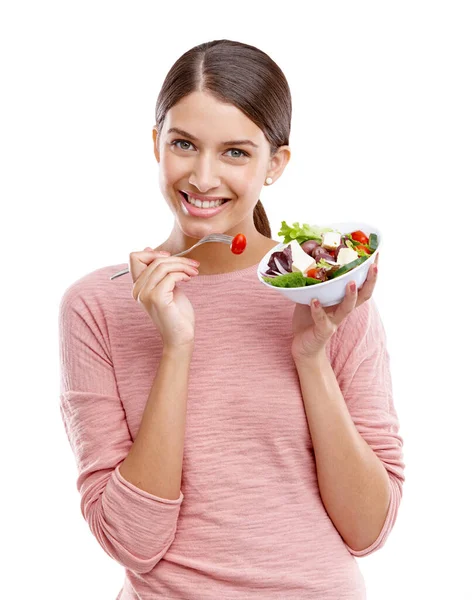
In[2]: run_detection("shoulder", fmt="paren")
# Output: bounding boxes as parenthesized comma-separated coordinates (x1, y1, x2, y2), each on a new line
(59, 262, 128, 319)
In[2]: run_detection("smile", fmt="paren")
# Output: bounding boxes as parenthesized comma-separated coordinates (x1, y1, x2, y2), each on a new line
(180, 191, 230, 208)
(179, 191, 232, 218)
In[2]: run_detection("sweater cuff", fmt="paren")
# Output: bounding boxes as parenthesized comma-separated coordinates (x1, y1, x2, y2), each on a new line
(95, 464, 184, 573)
(345, 475, 400, 557)
(114, 464, 184, 504)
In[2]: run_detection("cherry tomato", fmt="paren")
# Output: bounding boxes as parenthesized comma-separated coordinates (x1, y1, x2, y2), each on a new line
(356, 244, 372, 254)
(306, 268, 323, 279)
(230, 233, 247, 255)
(350, 230, 369, 245)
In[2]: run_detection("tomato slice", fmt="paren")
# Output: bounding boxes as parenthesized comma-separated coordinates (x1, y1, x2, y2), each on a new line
(230, 233, 247, 254)
(350, 230, 369, 245)
(306, 268, 323, 279)
(356, 244, 372, 254)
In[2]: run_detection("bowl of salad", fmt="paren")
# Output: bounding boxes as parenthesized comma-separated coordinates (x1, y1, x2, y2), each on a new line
(257, 221, 381, 306)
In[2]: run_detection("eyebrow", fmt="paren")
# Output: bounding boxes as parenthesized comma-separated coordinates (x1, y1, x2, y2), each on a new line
(167, 127, 259, 148)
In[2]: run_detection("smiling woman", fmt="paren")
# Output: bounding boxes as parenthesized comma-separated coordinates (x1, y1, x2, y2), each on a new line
(59, 38, 404, 600)
(148, 40, 294, 273)
(150, 86, 289, 270)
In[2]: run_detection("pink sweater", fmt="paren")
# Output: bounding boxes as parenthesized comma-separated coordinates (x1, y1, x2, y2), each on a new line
(58, 261, 405, 599)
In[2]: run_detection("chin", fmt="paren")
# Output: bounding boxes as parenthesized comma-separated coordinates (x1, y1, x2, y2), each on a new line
(178, 218, 221, 239)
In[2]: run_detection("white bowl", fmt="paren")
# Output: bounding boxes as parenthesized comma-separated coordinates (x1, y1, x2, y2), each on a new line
(257, 222, 382, 306)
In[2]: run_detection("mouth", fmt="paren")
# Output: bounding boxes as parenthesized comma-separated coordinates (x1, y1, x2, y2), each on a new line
(179, 191, 232, 218)
(180, 191, 231, 208)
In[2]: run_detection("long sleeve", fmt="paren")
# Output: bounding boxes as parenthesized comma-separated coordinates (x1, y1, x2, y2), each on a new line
(58, 278, 184, 574)
(327, 298, 405, 557)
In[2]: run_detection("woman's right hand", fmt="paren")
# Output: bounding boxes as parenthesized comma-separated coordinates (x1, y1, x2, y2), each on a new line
(129, 247, 200, 349)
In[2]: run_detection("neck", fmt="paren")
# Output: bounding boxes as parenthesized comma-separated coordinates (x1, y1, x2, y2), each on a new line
(158, 223, 279, 275)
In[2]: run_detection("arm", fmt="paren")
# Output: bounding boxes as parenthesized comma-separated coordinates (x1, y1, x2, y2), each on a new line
(119, 344, 193, 500)
(59, 278, 188, 574)
(294, 299, 405, 556)
(294, 351, 391, 552)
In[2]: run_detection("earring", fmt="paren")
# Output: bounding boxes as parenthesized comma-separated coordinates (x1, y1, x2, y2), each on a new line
(265, 177, 273, 185)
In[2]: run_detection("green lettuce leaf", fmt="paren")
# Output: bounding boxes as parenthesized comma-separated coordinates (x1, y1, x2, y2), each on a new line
(356, 247, 371, 258)
(345, 239, 355, 250)
(345, 234, 361, 246)
(262, 272, 321, 288)
(278, 221, 334, 245)
(317, 258, 336, 269)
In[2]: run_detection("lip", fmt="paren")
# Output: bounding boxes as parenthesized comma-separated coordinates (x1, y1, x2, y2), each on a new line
(179, 191, 231, 218)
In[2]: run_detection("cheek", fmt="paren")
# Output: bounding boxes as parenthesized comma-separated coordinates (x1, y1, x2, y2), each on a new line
(242, 174, 263, 199)
(227, 164, 262, 194)
(159, 151, 187, 182)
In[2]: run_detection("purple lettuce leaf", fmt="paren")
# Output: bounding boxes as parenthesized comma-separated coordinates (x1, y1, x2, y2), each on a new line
(262, 244, 293, 276)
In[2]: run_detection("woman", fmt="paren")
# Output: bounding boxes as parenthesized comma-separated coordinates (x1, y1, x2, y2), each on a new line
(59, 39, 405, 599)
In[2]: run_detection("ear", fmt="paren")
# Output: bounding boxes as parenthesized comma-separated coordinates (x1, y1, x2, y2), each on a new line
(266, 145, 291, 184)
(152, 127, 160, 163)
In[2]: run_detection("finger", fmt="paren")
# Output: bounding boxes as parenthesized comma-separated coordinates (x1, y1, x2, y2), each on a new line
(147, 271, 191, 308)
(133, 258, 198, 301)
(136, 259, 199, 302)
(129, 249, 171, 282)
(310, 298, 337, 336)
(332, 280, 358, 325)
(357, 262, 378, 305)
(131, 254, 198, 297)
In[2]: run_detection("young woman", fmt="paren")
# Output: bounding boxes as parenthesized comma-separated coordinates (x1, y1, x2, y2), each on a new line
(59, 39, 405, 599)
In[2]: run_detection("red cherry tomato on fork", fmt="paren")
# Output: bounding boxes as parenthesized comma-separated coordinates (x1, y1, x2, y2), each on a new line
(230, 233, 247, 255)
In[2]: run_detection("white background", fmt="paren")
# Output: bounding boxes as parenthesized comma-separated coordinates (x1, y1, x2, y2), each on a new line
(1, 1, 471, 598)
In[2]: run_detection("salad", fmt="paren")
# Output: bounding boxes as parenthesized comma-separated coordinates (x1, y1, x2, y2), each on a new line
(261, 221, 378, 288)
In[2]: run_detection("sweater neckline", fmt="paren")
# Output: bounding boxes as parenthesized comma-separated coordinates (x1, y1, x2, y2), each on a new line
(186, 261, 259, 283)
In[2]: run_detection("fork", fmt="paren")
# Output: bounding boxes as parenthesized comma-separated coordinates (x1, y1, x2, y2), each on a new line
(109, 233, 234, 280)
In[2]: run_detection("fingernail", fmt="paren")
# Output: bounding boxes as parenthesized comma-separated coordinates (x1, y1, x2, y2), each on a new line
(373, 265, 378, 274)
(312, 298, 321, 308)
(190, 260, 200, 265)
(349, 282, 356, 292)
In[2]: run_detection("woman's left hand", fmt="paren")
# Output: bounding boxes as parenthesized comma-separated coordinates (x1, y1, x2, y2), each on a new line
(291, 255, 379, 362)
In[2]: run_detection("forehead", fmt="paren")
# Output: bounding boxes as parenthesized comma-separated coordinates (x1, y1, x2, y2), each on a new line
(164, 91, 264, 144)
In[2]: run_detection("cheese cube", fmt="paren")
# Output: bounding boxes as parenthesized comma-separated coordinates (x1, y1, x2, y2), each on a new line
(321, 231, 342, 251)
(288, 240, 317, 275)
(336, 247, 359, 266)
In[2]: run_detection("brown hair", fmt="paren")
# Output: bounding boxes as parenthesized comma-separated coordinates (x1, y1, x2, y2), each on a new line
(155, 39, 292, 238)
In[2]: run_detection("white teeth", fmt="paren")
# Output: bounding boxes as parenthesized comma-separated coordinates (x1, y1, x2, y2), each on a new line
(185, 193, 225, 208)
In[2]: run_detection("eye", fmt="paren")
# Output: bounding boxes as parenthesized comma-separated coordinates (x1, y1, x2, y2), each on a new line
(170, 139, 249, 159)
(225, 148, 249, 159)
(171, 139, 195, 151)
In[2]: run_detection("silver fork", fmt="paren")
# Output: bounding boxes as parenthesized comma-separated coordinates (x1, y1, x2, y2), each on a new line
(109, 233, 234, 280)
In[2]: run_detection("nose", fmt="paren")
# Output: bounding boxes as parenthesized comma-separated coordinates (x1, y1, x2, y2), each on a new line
(188, 152, 221, 193)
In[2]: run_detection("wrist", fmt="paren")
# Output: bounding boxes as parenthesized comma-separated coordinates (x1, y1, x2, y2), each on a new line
(292, 347, 329, 370)
(163, 343, 195, 359)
